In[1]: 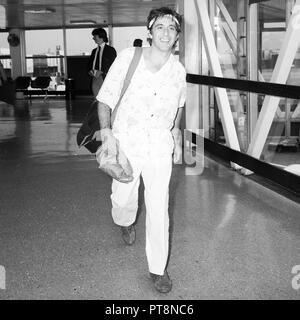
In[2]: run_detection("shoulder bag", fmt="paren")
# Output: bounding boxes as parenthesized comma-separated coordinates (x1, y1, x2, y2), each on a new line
(76, 47, 142, 153)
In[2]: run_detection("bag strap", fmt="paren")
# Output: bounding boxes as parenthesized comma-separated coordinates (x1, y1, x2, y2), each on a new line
(111, 47, 143, 125)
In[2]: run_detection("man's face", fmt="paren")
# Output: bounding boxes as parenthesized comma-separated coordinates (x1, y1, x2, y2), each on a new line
(150, 15, 179, 52)
(93, 34, 104, 45)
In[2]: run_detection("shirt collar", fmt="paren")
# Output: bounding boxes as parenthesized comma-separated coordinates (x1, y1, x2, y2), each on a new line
(160, 53, 176, 73)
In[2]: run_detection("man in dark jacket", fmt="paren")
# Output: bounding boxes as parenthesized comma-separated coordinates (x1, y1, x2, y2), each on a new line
(87, 28, 117, 97)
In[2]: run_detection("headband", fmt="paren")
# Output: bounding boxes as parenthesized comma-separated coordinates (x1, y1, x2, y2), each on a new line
(148, 14, 180, 30)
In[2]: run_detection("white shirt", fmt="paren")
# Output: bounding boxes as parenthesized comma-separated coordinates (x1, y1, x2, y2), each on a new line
(92, 42, 105, 71)
(96, 47, 186, 158)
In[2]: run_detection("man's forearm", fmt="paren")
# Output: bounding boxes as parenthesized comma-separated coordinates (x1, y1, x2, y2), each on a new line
(172, 108, 183, 146)
(97, 101, 111, 129)
(173, 107, 183, 129)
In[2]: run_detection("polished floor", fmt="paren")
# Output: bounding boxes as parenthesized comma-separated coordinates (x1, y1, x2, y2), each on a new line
(0, 97, 300, 300)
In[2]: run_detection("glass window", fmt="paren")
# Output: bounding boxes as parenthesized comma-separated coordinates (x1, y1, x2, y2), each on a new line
(112, 26, 149, 53)
(25, 29, 64, 56)
(216, 0, 238, 79)
(260, 23, 285, 82)
(66, 28, 97, 56)
(25, 29, 65, 81)
(0, 32, 9, 53)
(0, 31, 11, 78)
(258, 0, 300, 148)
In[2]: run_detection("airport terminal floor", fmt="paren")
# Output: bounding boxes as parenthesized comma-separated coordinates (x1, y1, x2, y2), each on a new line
(0, 97, 300, 300)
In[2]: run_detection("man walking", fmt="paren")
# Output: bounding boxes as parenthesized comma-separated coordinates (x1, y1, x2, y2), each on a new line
(96, 7, 186, 293)
(87, 28, 117, 97)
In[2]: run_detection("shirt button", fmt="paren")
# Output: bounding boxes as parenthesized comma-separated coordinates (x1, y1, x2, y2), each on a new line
(154, 92, 157, 96)
(151, 114, 154, 117)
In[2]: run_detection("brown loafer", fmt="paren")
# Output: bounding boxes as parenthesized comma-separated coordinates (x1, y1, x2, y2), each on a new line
(150, 270, 172, 293)
(121, 224, 136, 245)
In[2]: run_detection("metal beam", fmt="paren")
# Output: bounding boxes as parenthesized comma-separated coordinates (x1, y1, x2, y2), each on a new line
(216, 0, 237, 37)
(247, 1, 258, 141)
(220, 22, 237, 57)
(249, 0, 270, 4)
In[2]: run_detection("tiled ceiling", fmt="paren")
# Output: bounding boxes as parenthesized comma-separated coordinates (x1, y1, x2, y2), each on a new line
(0, 0, 286, 31)
(0, 0, 177, 30)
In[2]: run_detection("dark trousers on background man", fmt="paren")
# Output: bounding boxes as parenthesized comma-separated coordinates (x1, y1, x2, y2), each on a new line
(91, 71, 103, 97)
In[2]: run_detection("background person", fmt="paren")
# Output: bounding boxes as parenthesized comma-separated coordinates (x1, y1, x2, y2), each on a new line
(133, 38, 143, 47)
(87, 28, 117, 97)
(0, 61, 7, 86)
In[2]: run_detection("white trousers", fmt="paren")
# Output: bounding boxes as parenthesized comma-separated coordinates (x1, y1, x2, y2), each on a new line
(111, 155, 172, 275)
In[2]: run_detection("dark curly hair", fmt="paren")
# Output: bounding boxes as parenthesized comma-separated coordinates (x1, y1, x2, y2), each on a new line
(147, 7, 182, 33)
(92, 28, 108, 43)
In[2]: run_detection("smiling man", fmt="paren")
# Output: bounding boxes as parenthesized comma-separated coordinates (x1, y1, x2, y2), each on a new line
(95, 7, 186, 293)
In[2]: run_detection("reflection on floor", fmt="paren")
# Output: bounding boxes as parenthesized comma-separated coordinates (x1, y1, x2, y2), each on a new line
(0, 98, 300, 299)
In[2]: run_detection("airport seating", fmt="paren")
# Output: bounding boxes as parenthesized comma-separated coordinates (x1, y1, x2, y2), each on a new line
(15, 76, 31, 99)
(30, 76, 52, 100)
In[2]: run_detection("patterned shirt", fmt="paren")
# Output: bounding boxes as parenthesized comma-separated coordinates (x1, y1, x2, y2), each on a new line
(96, 47, 186, 159)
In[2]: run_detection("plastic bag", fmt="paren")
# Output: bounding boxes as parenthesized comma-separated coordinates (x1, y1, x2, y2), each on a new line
(95, 140, 134, 183)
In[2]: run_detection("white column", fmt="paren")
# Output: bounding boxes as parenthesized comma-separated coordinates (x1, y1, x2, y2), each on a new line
(63, 27, 68, 78)
(9, 29, 27, 78)
(247, 2, 258, 143)
(180, 0, 206, 176)
(108, 25, 113, 46)
(183, 0, 201, 132)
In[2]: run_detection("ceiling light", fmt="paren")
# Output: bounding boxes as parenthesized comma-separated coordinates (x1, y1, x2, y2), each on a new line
(70, 20, 97, 25)
(25, 7, 55, 14)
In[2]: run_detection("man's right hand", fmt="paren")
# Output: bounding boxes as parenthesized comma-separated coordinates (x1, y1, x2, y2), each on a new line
(96, 128, 117, 155)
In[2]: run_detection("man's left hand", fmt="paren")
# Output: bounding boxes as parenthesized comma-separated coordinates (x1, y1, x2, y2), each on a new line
(172, 128, 182, 164)
(173, 144, 182, 164)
